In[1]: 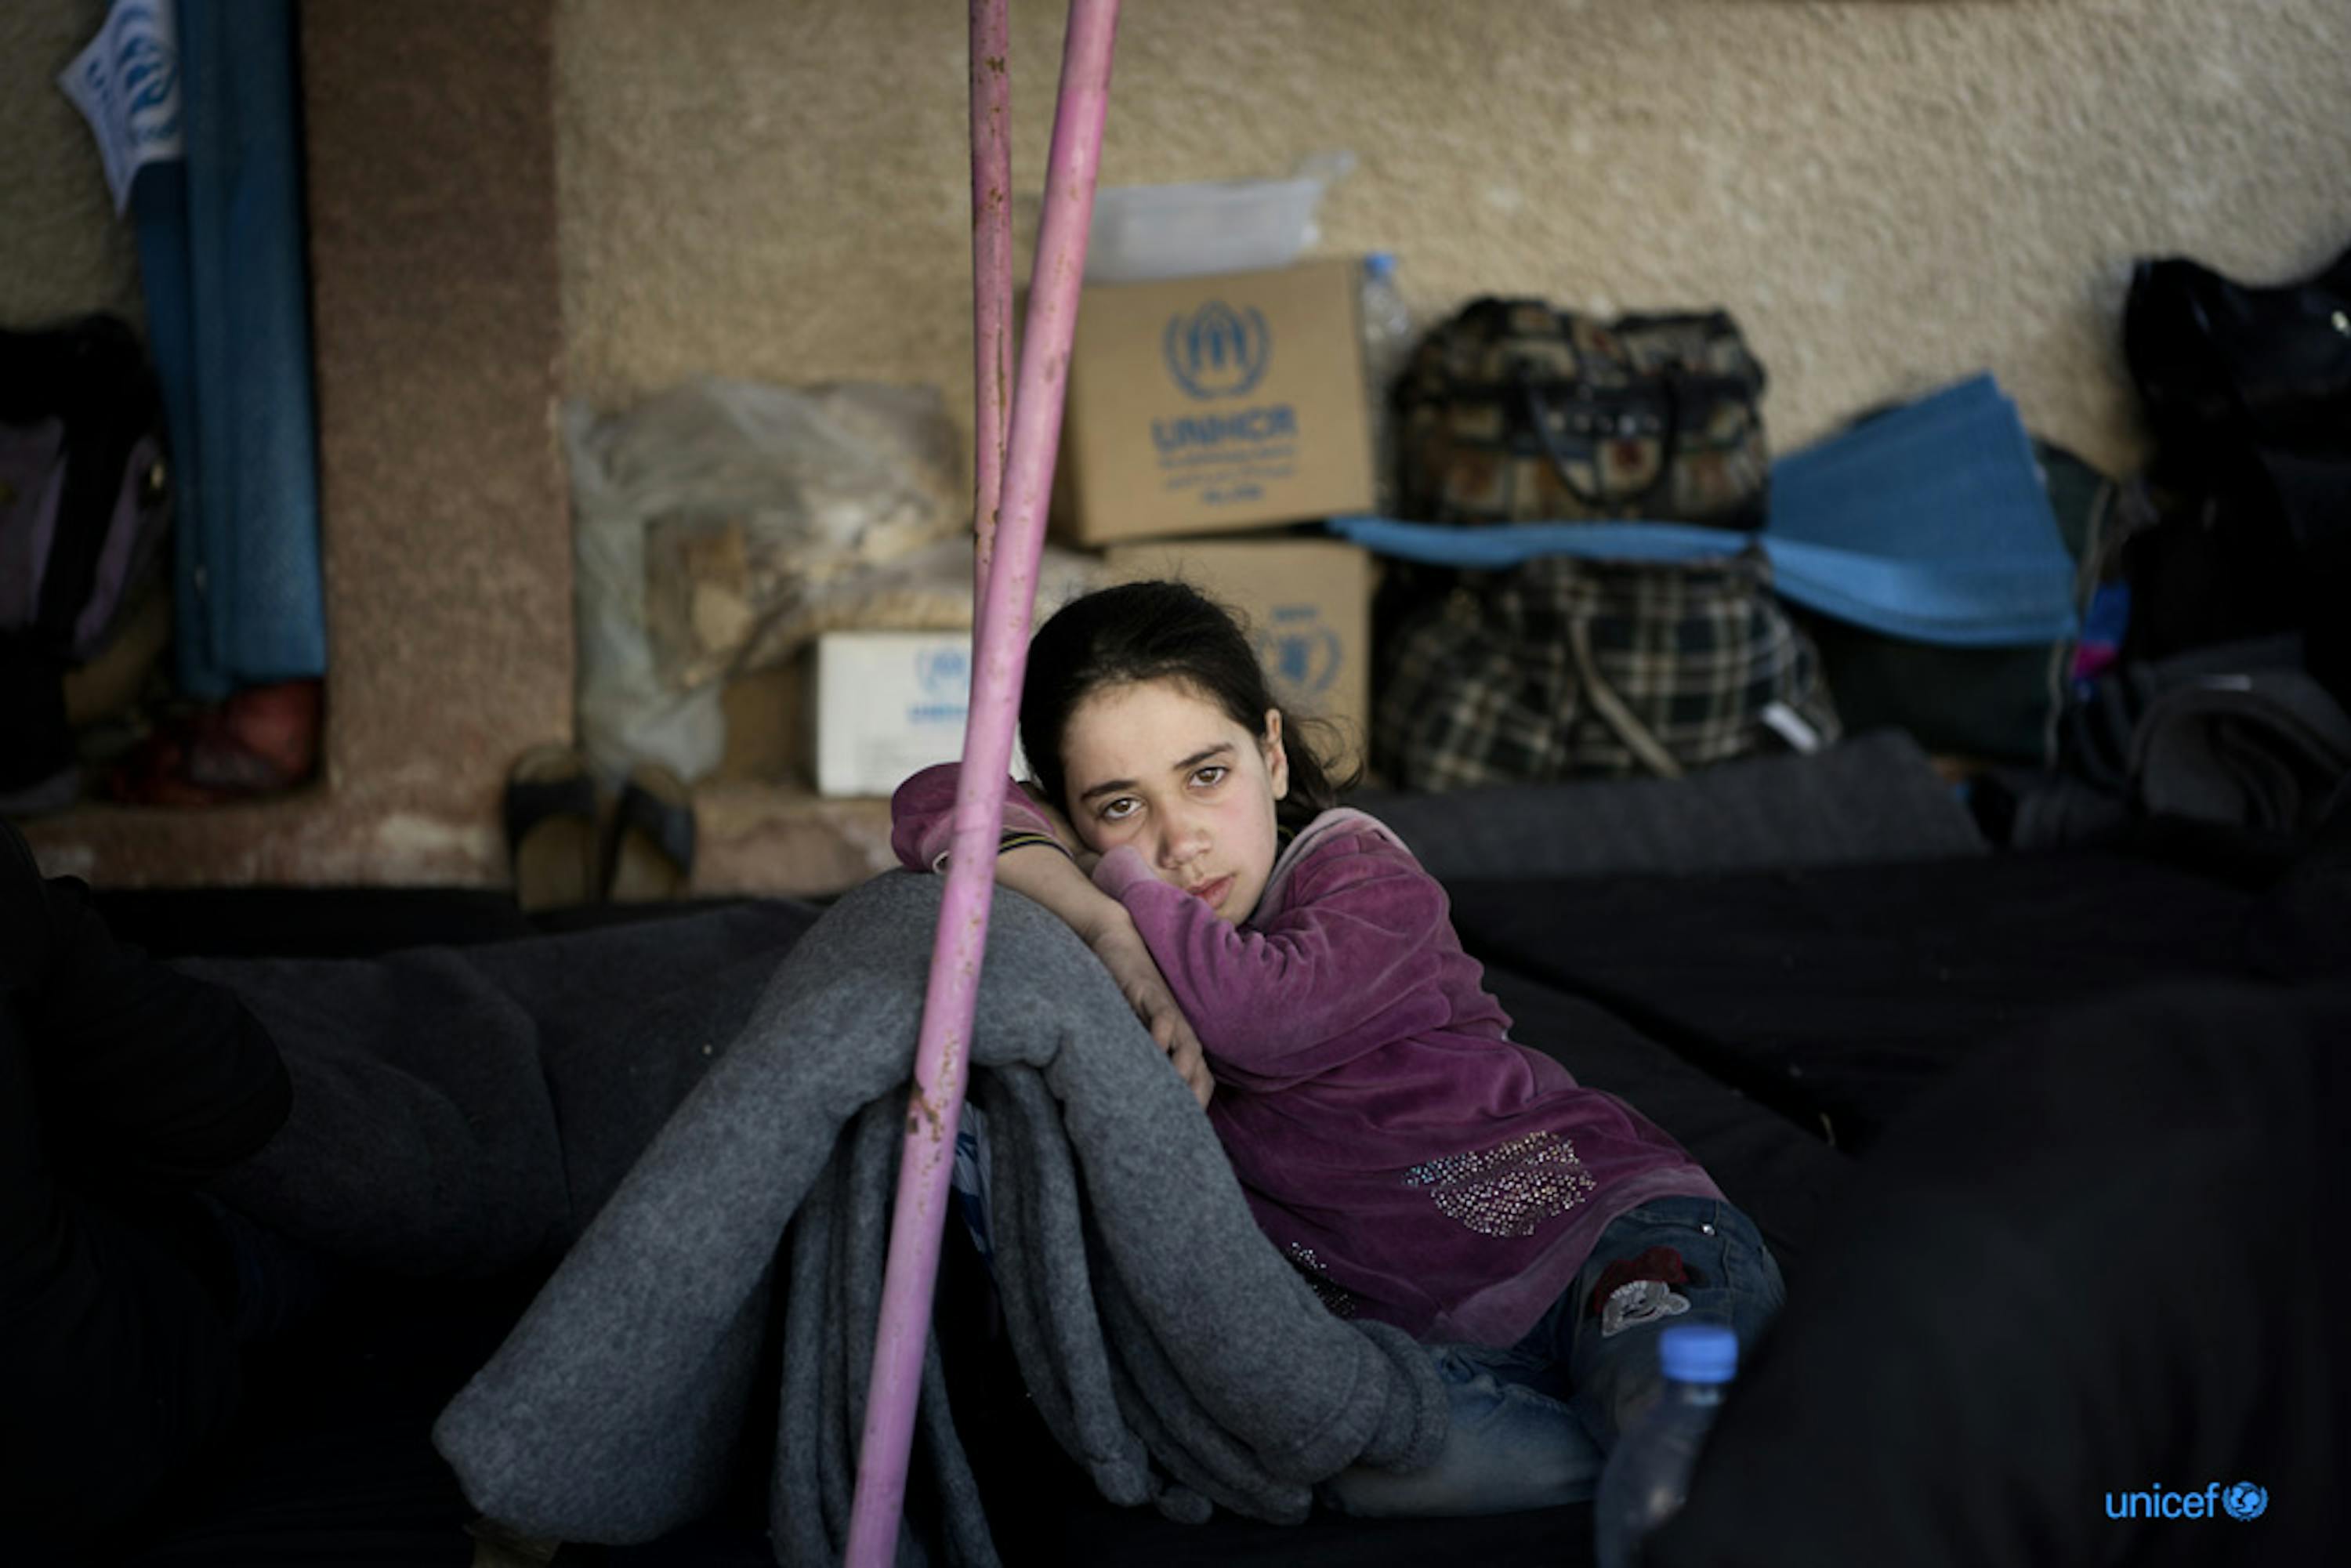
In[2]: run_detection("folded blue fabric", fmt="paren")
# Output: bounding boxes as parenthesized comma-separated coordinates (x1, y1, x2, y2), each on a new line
(1334, 375, 2078, 649)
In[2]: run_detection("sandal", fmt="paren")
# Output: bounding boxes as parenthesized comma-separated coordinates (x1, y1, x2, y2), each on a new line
(505, 744, 600, 913)
(603, 762, 696, 904)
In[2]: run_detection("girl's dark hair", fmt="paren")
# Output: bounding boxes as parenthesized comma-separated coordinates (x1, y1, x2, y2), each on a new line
(1020, 578, 1356, 831)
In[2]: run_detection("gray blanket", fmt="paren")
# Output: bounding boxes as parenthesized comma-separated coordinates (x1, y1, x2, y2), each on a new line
(430, 874, 1446, 1564)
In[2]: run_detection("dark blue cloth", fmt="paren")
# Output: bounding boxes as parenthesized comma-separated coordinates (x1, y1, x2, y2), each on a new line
(132, 0, 326, 698)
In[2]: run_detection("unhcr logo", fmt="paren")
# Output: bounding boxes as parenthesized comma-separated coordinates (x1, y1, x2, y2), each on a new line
(1255, 606, 1340, 697)
(1162, 300, 1270, 400)
(111, 4, 181, 150)
(915, 645, 969, 700)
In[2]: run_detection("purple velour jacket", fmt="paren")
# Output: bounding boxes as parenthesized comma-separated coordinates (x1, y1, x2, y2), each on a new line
(889, 766, 1720, 1345)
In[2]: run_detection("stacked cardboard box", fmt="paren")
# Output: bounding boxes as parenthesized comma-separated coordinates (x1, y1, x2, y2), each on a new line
(795, 257, 1377, 797)
(1052, 258, 1374, 545)
(1058, 255, 1376, 776)
(1095, 536, 1371, 776)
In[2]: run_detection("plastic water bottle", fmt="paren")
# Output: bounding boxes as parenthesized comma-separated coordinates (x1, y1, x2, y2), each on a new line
(1593, 1323, 1739, 1568)
(1359, 252, 1414, 516)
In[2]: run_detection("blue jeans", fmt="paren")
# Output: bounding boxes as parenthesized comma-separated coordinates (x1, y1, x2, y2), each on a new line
(1320, 1195, 1786, 1517)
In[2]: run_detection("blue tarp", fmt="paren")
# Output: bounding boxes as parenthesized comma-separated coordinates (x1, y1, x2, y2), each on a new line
(1335, 375, 2078, 649)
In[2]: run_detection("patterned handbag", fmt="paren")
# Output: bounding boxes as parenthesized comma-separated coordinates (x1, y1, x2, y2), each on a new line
(1396, 299, 1769, 528)
(1373, 548, 1838, 791)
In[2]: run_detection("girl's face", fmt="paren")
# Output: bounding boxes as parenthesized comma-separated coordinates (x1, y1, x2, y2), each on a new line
(1059, 678, 1290, 924)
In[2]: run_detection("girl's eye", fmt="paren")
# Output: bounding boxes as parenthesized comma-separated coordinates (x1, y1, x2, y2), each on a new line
(1098, 796, 1139, 822)
(1190, 765, 1229, 789)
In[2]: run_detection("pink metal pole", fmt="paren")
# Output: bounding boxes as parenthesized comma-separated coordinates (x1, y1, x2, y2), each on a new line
(969, 0, 1012, 596)
(843, 3, 1120, 1563)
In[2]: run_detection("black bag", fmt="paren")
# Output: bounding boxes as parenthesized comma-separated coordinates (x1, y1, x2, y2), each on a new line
(1, 316, 172, 800)
(1396, 299, 1770, 529)
(1374, 549, 1838, 791)
(1802, 441, 2148, 767)
(2125, 244, 2351, 483)
(2121, 241, 2351, 704)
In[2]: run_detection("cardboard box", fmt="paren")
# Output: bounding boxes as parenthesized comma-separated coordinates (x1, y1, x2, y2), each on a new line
(1102, 537, 1373, 775)
(812, 631, 978, 798)
(715, 657, 813, 786)
(1055, 258, 1374, 545)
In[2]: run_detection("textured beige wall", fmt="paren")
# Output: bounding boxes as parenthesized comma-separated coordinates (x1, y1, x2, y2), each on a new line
(558, 0, 2351, 482)
(18, 0, 575, 889)
(2, 0, 144, 328)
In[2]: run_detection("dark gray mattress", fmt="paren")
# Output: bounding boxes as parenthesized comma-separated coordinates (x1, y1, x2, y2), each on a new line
(99, 790, 2335, 1566)
(94, 891, 1839, 1568)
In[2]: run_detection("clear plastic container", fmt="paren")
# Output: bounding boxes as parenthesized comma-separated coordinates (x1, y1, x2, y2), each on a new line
(1594, 1324, 1739, 1568)
(1360, 252, 1414, 516)
(1085, 176, 1326, 284)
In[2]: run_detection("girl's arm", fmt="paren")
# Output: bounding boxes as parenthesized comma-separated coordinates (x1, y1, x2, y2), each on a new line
(995, 849, 1212, 1107)
(1091, 835, 1449, 1082)
(887, 764, 1212, 1107)
(888, 763, 1068, 871)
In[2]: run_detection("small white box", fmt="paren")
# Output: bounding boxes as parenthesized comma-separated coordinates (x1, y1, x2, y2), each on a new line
(813, 631, 978, 798)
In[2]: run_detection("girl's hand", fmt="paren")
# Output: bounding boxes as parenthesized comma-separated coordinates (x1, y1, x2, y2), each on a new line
(987, 815, 1190, 1096)
(1086, 914, 1213, 1108)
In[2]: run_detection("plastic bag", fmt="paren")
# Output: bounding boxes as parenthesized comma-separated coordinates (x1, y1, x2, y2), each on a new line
(567, 377, 1114, 784)
(567, 400, 719, 782)
(1083, 150, 1355, 284)
(565, 378, 968, 781)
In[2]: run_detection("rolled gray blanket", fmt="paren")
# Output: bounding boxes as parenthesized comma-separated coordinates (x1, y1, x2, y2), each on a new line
(2133, 668, 2351, 832)
(1349, 729, 1985, 882)
(433, 872, 1446, 1565)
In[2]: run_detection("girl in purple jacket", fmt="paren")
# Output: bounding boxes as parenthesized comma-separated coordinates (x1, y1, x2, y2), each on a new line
(891, 580, 1783, 1516)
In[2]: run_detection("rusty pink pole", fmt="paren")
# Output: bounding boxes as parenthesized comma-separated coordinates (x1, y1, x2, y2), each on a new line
(844, 2, 1120, 1563)
(969, 0, 1012, 596)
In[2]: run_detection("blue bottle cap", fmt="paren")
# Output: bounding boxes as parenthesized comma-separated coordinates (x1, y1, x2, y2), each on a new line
(1658, 1324, 1738, 1384)
(1365, 252, 1396, 281)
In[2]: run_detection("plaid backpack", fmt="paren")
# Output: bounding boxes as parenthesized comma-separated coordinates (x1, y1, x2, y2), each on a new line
(1373, 549, 1839, 791)
(1396, 299, 1769, 528)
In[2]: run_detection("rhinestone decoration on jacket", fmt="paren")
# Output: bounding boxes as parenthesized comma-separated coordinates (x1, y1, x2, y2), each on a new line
(1284, 1241, 1360, 1317)
(1401, 1130, 1596, 1237)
